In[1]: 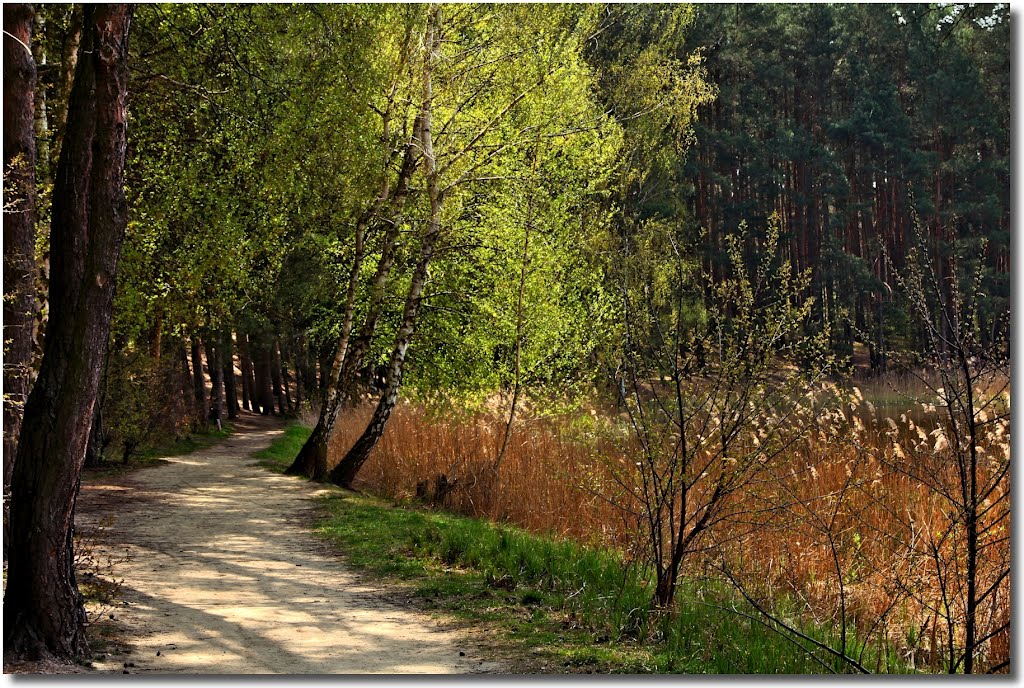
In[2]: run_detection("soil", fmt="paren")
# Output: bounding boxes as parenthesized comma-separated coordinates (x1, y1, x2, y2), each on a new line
(70, 412, 508, 675)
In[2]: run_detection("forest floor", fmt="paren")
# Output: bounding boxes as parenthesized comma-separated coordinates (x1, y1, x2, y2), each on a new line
(73, 411, 508, 674)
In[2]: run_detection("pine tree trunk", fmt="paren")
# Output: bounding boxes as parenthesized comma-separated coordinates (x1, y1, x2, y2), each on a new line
(237, 331, 254, 412)
(3, 3, 39, 536)
(221, 330, 239, 420)
(206, 338, 223, 424)
(4, 5, 132, 661)
(280, 346, 294, 413)
(190, 335, 207, 421)
(270, 338, 285, 415)
(51, 5, 81, 170)
(254, 342, 275, 415)
(31, 10, 49, 182)
(178, 340, 193, 409)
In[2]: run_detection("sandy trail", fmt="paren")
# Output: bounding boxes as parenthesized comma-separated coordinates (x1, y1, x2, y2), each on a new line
(76, 413, 504, 674)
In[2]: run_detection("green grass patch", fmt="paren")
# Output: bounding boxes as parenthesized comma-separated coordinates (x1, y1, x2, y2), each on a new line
(253, 423, 313, 471)
(311, 490, 903, 674)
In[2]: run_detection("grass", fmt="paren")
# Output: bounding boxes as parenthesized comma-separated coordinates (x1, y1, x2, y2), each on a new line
(262, 423, 902, 674)
(253, 424, 312, 471)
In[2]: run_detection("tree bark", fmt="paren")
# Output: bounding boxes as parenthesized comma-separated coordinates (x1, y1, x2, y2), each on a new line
(221, 330, 239, 420)
(3, 3, 39, 543)
(269, 338, 285, 415)
(190, 335, 207, 420)
(178, 340, 193, 409)
(254, 341, 275, 415)
(278, 340, 294, 413)
(237, 330, 254, 412)
(331, 10, 442, 488)
(31, 9, 48, 182)
(206, 337, 223, 425)
(4, 4, 132, 662)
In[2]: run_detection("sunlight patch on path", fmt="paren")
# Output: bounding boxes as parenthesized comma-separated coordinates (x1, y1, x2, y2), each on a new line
(77, 413, 503, 675)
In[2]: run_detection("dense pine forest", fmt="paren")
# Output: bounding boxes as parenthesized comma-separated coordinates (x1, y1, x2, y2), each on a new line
(3, 3, 1010, 675)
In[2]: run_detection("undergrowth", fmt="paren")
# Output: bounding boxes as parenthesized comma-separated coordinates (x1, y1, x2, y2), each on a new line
(82, 423, 234, 478)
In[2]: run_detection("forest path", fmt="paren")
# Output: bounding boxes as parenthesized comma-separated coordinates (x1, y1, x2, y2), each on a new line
(77, 412, 504, 674)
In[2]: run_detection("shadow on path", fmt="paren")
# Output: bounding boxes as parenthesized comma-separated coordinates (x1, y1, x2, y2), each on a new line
(77, 412, 503, 675)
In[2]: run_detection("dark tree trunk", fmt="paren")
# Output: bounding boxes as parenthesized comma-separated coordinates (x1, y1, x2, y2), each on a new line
(237, 330, 254, 412)
(149, 308, 162, 359)
(221, 330, 239, 420)
(3, 3, 39, 536)
(4, 4, 132, 662)
(190, 335, 207, 421)
(31, 10, 48, 182)
(270, 338, 286, 415)
(83, 402, 105, 469)
(318, 346, 331, 395)
(285, 393, 337, 481)
(278, 340, 294, 412)
(300, 339, 318, 404)
(178, 340, 193, 409)
(254, 341, 275, 415)
(292, 336, 310, 411)
(206, 338, 223, 425)
(84, 343, 111, 468)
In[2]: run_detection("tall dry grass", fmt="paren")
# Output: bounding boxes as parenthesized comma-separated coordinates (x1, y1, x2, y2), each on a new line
(326, 381, 1009, 673)
(329, 401, 636, 549)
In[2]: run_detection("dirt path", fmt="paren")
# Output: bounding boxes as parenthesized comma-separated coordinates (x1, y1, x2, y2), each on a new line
(76, 413, 505, 674)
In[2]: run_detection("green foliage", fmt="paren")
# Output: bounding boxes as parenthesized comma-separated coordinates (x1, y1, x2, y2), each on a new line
(96, 347, 192, 464)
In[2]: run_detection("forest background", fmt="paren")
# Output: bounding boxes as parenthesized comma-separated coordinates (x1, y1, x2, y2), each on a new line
(3, 2, 1010, 674)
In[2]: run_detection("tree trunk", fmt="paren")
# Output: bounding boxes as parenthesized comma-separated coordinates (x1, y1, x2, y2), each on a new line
(272, 337, 288, 413)
(237, 330, 254, 412)
(84, 343, 111, 468)
(331, 12, 442, 488)
(33, 6, 83, 353)
(190, 335, 207, 420)
(83, 402, 105, 469)
(4, 4, 132, 662)
(288, 107, 424, 480)
(178, 340, 193, 410)
(3, 3, 39, 542)
(269, 338, 285, 415)
(254, 341, 275, 415)
(221, 330, 239, 420)
(206, 338, 223, 425)
(284, 397, 335, 481)
(279, 342, 294, 413)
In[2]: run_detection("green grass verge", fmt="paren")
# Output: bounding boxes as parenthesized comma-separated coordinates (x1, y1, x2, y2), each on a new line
(253, 424, 312, 471)
(263, 423, 907, 675)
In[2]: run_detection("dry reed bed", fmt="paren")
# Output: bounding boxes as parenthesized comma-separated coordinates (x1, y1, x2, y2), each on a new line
(327, 396, 1009, 672)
